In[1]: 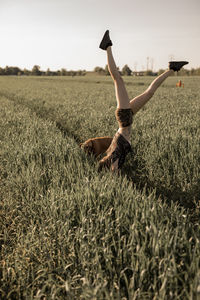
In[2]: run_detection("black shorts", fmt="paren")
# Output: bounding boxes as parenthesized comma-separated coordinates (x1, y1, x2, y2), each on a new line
(115, 108, 133, 128)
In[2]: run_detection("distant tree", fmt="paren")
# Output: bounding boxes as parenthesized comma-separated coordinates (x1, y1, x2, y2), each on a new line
(77, 70, 86, 76)
(61, 68, 67, 76)
(31, 65, 41, 76)
(68, 70, 76, 76)
(51, 71, 58, 76)
(23, 68, 30, 76)
(46, 68, 51, 76)
(122, 64, 132, 76)
(1, 66, 21, 75)
(157, 69, 165, 76)
(195, 68, 200, 75)
(0, 67, 5, 75)
(94, 66, 99, 72)
(145, 70, 154, 76)
(4, 66, 10, 75)
(104, 65, 110, 75)
(178, 68, 190, 76)
(94, 66, 106, 75)
(190, 68, 196, 76)
(11, 67, 21, 75)
(81, 70, 86, 76)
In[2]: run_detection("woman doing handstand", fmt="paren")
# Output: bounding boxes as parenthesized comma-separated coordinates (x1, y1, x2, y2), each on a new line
(82, 30, 188, 172)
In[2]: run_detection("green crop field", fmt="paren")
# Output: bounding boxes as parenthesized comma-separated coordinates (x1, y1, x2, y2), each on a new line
(0, 75, 200, 299)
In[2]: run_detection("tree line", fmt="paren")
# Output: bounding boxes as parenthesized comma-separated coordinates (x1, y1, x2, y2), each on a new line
(94, 64, 200, 76)
(0, 65, 86, 76)
(0, 64, 200, 76)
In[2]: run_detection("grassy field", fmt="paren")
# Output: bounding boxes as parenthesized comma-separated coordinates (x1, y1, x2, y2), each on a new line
(0, 75, 199, 299)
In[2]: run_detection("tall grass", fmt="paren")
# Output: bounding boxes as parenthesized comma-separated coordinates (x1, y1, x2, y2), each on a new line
(0, 76, 199, 299)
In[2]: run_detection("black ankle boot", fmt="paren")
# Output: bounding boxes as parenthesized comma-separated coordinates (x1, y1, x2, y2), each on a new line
(99, 30, 113, 50)
(169, 61, 189, 71)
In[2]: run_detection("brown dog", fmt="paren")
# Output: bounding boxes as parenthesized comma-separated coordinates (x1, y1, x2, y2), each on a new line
(80, 136, 113, 157)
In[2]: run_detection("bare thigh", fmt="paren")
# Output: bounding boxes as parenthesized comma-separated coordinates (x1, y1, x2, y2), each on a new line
(129, 89, 154, 114)
(114, 77, 130, 109)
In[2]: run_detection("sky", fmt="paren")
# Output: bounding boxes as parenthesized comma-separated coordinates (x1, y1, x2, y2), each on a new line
(0, 0, 199, 71)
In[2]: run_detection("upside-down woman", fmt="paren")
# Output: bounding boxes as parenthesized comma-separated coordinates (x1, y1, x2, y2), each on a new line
(81, 30, 188, 172)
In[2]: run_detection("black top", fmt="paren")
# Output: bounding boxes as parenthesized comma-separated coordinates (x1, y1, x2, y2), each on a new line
(110, 133, 132, 169)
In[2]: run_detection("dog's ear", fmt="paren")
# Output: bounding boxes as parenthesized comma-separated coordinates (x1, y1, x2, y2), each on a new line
(80, 139, 95, 155)
(87, 140, 93, 147)
(79, 140, 93, 150)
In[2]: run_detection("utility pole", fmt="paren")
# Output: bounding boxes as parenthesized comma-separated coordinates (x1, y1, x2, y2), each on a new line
(134, 62, 137, 72)
(151, 58, 154, 72)
(146, 57, 149, 71)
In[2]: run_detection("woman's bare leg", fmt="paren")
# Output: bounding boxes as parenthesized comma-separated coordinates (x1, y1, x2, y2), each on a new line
(130, 69, 174, 114)
(107, 46, 130, 109)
